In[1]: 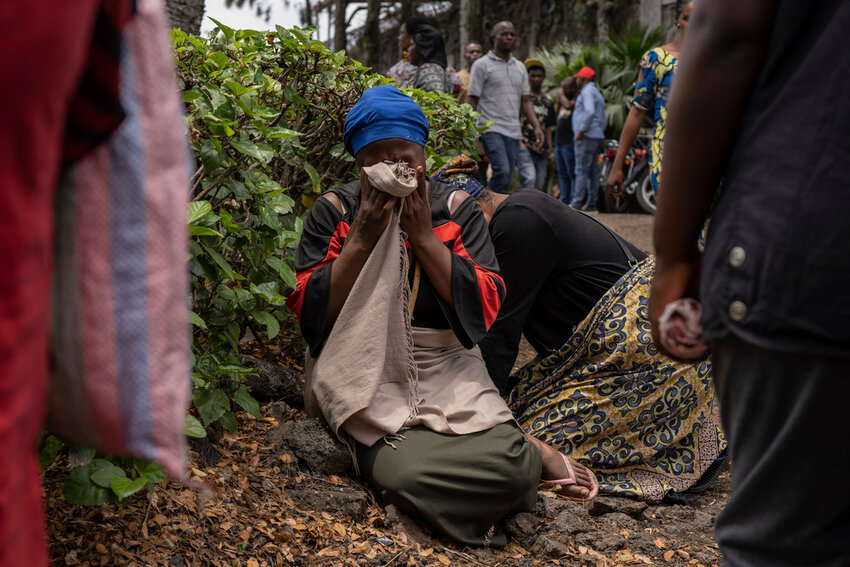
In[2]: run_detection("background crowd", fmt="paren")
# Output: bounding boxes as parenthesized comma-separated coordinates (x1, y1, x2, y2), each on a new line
(385, 2, 693, 214)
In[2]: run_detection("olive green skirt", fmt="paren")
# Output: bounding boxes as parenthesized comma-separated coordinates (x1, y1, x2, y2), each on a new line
(357, 422, 541, 547)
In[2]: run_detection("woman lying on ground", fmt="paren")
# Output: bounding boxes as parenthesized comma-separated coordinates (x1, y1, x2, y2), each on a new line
(434, 155, 727, 503)
(286, 86, 597, 547)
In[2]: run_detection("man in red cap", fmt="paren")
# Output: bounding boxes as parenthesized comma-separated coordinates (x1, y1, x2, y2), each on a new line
(570, 66, 607, 213)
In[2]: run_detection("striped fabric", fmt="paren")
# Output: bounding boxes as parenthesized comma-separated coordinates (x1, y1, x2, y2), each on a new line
(62, 0, 134, 166)
(49, 0, 191, 478)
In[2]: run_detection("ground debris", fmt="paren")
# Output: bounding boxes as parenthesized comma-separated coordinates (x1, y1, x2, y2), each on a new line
(47, 397, 727, 567)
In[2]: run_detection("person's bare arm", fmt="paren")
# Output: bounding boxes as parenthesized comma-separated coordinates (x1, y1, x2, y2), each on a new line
(468, 95, 479, 112)
(607, 103, 647, 197)
(324, 170, 397, 327)
(400, 167, 455, 307)
(521, 95, 544, 148)
(649, 0, 781, 354)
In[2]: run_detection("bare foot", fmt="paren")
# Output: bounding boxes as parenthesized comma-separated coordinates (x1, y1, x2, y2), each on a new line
(525, 434, 597, 501)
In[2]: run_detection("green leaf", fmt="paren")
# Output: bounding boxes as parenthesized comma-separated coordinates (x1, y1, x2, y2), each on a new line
(198, 139, 225, 173)
(63, 464, 114, 505)
(225, 80, 254, 96)
(267, 127, 301, 140)
(302, 161, 321, 194)
(189, 311, 207, 329)
(134, 460, 167, 484)
(111, 476, 148, 501)
(231, 140, 275, 164)
(216, 412, 239, 433)
(184, 414, 207, 438)
(90, 459, 127, 488)
(234, 287, 257, 310)
(289, 27, 312, 44)
(275, 25, 292, 41)
(216, 284, 237, 301)
(223, 320, 242, 351)
(183, 90, 204, 103)
(251, 309, 280, 339)
(201, 242, 240, 280)
(216, 364, 257, 376)
(206, 50, 229, 70)
(233, 385, 261, 418)
(190, 225, 224, 237)
(188, 201, 212, 224)
(39, 435, 64, 471)
(69, 445, 96, 467)
(193, 387, 231, 426)
(250, 282, 279, 303)
(265, 256, 295, 285)
(268, 196, 294, 214)
(209, 17, 235, 41)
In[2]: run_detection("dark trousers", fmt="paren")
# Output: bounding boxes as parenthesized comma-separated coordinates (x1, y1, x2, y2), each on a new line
(481, 132, 519, 194)
(712, 337, 850, 567)
(555, 142, 575, 204)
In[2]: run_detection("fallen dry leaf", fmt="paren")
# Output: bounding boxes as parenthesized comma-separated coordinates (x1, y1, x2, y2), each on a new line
(664, 550, 676, 562)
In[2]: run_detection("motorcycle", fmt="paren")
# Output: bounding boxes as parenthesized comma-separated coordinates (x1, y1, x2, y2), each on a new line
(597, 135, 655, 214)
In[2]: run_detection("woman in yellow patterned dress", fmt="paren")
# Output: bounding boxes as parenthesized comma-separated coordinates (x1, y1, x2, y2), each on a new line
(607, 0, 693, 197)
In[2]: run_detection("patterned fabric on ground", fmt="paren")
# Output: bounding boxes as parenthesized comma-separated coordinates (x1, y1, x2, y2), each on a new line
(507, 257, 726, 502)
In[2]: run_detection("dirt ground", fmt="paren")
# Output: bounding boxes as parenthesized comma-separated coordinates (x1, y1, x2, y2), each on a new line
(596, 212, 655, 255)
(45, 210, 731, 567)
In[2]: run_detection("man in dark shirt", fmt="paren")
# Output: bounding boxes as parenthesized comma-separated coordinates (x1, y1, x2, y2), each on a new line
(650, 1, 850, 565)
(517, 59, 556, 191)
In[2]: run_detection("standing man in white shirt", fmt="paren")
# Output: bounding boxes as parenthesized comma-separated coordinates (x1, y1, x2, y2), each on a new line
(468, 21, 543, 194)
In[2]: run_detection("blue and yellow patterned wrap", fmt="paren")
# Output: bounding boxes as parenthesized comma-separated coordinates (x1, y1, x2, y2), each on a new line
(632, 47, 677, 194)
(507, 257, 726, 502)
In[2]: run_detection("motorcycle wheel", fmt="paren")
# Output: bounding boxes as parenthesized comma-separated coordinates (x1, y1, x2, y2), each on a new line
(636, 173, 657, 215)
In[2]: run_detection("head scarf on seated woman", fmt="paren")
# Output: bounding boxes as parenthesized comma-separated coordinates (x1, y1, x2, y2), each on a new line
(344, 84, 430, 160)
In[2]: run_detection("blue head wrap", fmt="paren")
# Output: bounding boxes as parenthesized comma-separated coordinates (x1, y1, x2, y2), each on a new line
(344, 85, 430, 157)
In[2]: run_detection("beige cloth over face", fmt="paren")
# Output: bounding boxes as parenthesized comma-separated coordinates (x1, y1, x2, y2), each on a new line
(305, 160, 513, 450)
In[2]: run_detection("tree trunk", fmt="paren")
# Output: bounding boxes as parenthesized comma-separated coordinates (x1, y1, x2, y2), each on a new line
(468, 0, 483, 53)
(526, 0, 540, 58)
(596, 0, 610, 44)
(333, 0, 347, 52)
(458, 0, 469, 66)
(362, 0, 381, 68)
(164, 0, 205, 35)
(304, 0, 314, 27)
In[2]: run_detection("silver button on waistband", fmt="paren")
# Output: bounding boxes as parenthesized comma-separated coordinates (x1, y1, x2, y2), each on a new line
(729, 246, 746, 268)
(729, 300, 747, 322)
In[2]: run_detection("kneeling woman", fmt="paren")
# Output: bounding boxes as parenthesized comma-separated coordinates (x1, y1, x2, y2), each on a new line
(435, 156, 726, 503)
(287, 86, 596, 546)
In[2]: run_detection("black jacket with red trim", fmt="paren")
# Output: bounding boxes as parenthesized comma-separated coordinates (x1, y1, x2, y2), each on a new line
(286, 178, 505, 358)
